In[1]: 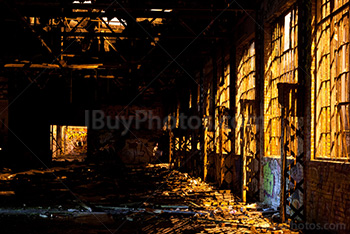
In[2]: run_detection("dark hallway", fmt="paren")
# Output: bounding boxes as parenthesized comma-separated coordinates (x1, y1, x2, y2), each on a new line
(0, 0, 349, 233)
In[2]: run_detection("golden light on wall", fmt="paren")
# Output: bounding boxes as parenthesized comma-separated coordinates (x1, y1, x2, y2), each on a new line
(313, 0, 350, 160)
(216, 64, 231, 154)
(236, 42, 256, 156)
(50, 125, 88, 162)
(264, 8, 298, 157)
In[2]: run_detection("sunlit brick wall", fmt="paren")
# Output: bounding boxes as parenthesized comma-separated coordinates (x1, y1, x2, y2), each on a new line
(264, 7, 299, 157)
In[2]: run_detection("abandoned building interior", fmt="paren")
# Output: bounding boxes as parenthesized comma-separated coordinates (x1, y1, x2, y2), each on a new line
(0, 0, 350, 233)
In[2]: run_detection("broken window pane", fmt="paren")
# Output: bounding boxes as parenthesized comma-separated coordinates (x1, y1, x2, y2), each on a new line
(236, 41, 256, 156)
(314, 0, 350, 160)
(216, 64, 231, 154)
(264, 8, 298, 157)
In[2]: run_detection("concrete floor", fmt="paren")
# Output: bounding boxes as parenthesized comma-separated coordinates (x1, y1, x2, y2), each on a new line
(0, 162, 309, 233)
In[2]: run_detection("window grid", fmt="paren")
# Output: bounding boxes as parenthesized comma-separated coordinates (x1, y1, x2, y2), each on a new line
(264, 8, 299, 157)
(314, 0, 350, 160)
(216, 65, 231, 154)
(236, 42, 256, 156)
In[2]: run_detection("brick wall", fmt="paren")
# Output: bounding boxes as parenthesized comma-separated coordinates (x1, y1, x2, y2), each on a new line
(306, 161, 350, 232)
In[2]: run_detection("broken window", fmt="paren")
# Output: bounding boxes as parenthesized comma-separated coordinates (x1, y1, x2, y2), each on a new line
(264, 8, 298, 157)
(216, 64, 231, 154)
(236, 42, 256, 156)
(313, 0, 350, 159)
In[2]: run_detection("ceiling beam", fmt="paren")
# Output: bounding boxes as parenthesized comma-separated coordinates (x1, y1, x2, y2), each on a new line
(11, 7, 253, 18)
(61, 32, 231, 39)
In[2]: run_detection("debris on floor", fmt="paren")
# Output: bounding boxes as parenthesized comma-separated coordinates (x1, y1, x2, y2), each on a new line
(0, 163, 299, 233)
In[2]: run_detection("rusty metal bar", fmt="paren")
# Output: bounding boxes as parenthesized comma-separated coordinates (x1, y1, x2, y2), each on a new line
(69, 17, 87, 34)
(280, 105, 286, 223)
(241, 106, 246, 203)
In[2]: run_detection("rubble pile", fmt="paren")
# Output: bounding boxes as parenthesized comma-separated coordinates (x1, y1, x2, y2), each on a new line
(115, 165, 297, 234)
(0, 163, 299, 233)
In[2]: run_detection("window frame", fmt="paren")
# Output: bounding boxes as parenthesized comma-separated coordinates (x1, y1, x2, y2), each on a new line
(313, 0, 350, 161)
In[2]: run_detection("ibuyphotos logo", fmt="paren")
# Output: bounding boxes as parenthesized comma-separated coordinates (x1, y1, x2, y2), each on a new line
(84, 109, 257, 134)
(290, 221, 347, 231)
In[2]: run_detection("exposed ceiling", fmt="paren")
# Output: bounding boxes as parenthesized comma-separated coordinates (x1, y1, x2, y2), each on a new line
(0, 0, 256, 101)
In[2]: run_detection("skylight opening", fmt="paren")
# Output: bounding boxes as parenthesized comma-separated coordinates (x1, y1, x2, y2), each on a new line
(73, 1, 92, 4)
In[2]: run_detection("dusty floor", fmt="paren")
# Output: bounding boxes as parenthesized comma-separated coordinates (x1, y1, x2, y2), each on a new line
(0, 161, 307, 233)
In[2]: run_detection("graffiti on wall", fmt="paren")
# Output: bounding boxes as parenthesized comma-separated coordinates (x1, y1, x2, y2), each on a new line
(263, 158, 281, 208)
(120, 138, 157, 164)
(89, 127, 163, 164)
(263, 163, 273, 197)
(286, 161, 303, 218)
(97, 130, 117, 154)
(88, 104, 165, 164)
(65, 126, 88, 155)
